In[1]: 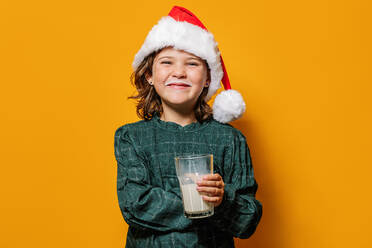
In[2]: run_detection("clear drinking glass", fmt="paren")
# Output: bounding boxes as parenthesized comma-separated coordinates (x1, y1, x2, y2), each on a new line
(175, 154, 214, 219)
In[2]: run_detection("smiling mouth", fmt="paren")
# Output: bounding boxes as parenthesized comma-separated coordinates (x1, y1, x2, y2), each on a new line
(166, 83, 191, 87)
(165, 80, 192, 88)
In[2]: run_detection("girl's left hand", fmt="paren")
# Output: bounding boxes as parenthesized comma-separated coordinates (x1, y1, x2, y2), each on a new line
(196, 173, 225, 207)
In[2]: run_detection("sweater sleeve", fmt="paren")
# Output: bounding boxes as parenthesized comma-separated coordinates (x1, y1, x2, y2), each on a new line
(114, 126, 192, 232)
(209, 130, 262, 238)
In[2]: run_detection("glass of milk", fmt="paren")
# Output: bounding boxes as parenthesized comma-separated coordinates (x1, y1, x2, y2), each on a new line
(175, 154, 214, 219)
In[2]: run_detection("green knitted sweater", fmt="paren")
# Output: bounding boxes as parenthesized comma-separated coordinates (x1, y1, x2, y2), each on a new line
(114, 115, 262, 247)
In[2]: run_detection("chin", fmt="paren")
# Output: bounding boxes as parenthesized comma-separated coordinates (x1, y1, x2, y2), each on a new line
(168, 99, 189, 106)
(164, 97, 193, 107)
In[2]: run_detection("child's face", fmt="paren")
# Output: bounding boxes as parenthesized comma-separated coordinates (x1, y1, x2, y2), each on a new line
(147, 47, 210, 111)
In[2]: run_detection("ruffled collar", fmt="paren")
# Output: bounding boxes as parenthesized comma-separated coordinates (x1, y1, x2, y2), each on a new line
(151, 114, 210, 132)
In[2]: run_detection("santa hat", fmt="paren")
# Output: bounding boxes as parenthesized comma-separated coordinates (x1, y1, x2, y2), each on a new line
(132, 6, 246, 123)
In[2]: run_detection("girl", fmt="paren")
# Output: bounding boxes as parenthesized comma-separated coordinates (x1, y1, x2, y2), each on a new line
(114, 6, 262, 248)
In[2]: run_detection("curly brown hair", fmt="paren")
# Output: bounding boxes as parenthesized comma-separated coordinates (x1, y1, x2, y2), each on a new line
(129, 48, 213, 122)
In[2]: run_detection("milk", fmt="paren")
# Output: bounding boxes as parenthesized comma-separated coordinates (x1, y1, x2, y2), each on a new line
(180, 183, 213, 214)
(174, 154, 214, 218)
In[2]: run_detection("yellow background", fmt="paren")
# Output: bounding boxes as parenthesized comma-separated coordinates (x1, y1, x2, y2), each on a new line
(1, 0, 371, 247)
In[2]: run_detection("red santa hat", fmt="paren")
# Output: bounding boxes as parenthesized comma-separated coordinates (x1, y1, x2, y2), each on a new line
(132, 6, 246, 123)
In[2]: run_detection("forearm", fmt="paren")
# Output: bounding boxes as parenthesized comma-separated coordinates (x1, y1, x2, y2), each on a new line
(210, 183, 263, 238)
(118, 179, 192, 232)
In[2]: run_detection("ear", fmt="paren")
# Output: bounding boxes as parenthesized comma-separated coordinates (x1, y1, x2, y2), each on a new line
(204, 76, 211, 88)
(145, 73, 153, 85)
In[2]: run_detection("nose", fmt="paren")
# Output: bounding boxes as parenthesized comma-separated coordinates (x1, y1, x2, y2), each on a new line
(172, 63, 186, 78)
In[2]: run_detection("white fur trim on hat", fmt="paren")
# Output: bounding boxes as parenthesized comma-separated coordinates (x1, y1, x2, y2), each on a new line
(212, 90, 246, 123)
(132, 16, 223, 101)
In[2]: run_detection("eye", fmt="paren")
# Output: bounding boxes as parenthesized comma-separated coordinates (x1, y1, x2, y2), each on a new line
(160, 61, 172, 64)
(187, 62, 199, 66)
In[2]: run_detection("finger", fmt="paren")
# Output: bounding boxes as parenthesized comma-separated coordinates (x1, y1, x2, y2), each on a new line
(201, 174, 222, 181)
(197, 180, 224, 188)
(197, 186, 224, 196)
(201, 195, 222, 203)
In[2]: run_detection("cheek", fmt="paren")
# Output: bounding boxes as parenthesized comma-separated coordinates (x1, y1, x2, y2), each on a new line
(153, 65, 169, 82)
(190, 69, 208, 86)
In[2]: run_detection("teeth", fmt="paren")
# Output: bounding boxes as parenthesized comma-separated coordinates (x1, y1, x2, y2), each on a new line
(169, 84, 188, 87)
(165, 81, 192, 87)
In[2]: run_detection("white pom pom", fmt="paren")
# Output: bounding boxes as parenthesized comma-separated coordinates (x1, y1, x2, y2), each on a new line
(212, 90, 246, 123)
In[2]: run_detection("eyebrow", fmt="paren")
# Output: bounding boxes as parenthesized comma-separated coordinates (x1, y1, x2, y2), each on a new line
(157, 56, 201, 60)
(157, 56, 173, 60)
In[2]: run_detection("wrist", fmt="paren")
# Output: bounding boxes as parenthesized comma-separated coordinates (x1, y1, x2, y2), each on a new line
(214, 184, 231, 213)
